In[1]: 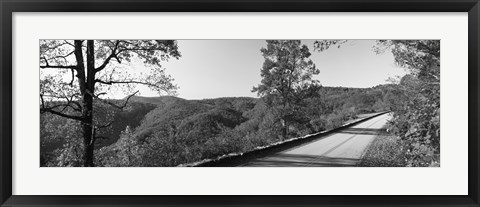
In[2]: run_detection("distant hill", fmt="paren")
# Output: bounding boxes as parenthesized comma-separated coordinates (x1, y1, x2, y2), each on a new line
(133, 96, 257, 140)
(42, 85, 393, 167)
(96, 95, 258, 166)
(129, 95, 186, 106)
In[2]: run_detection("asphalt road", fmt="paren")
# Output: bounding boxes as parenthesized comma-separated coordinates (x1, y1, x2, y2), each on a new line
(240, 113, 391, 167)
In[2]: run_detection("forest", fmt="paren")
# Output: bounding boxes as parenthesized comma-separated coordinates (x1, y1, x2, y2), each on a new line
(40, 40, 440, 167)
(41, 86, 392, 167)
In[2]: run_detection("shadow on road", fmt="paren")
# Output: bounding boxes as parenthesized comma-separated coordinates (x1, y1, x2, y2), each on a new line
(338, 127, 388, 136)
(244, 153, 360, 167)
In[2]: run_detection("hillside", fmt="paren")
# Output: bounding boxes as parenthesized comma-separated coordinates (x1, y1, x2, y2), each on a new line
(41, 86, 391, 167)
(129, 95, 186, 106)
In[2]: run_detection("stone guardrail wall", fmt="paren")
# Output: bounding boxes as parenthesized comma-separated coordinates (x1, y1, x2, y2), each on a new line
(178, 111, 390, 167)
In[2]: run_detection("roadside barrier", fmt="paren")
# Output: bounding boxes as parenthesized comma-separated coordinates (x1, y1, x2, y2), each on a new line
(178, 111, 390, 167)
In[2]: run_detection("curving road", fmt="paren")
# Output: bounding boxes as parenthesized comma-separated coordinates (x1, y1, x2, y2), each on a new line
(240, 113, 392, 167)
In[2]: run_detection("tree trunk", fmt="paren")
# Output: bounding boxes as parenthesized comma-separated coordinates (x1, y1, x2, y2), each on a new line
(283, 100, 290, 139)
(82, 40, 96, 167)
(282, 120, 288, 139)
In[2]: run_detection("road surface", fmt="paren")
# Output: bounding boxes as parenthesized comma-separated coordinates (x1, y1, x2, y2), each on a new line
(240, 113, 391, 167)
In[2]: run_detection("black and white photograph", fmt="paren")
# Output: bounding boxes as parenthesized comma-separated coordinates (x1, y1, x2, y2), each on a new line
(39, 39, 440, 167)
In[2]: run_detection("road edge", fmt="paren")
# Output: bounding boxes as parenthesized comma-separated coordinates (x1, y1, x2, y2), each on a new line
(178, 111, 390, 167)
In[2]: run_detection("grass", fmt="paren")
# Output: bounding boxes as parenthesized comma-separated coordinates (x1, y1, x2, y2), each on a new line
(358, 131, 406, 167)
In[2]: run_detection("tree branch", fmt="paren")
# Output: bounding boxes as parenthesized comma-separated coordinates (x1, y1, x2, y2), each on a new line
(69, 68, 75, 86)
(90, 90, 139, 110)
(95, 79, 159, 88)
(41, 42, 71, 53)
(96, 121, 114, 129)
(94, 136, 110, 140)
(40, 92, 82, 114)
(95, 41, 121, 72)
(44, 51, 75, 62)
(40, 57, 77, 69)
(64, 40, 75, 47)
(40, 65, 77, 69)
(40, 107, 84, 121)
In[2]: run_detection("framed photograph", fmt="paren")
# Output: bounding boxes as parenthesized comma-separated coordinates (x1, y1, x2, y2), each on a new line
(1, 0, 479, 206)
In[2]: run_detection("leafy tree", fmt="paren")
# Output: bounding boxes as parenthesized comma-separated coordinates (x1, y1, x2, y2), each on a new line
(379, 40, 440, 166)
(40, 40, 181, 166)
(314, 40, 440, 166)
(41, 113, 83, 167)
(252, 40, 319, 138)
(96, 126, 143, 167)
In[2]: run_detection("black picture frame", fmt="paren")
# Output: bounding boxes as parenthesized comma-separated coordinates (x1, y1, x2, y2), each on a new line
(1, 0, 479, 206)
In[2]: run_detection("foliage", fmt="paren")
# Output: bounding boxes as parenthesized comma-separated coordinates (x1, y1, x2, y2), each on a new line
(40, 101, 156, 166)
(87, 86, 387, 167)
(253, 40, 320, 138)
(380, 40, 440, 167)
(95, 102, 157, 148)
(314, 40, 440, 167)
(96, 126, 143, 167)
(358, 133, 407, 167)
(41, 39, 425, 167)
(41, 115, 83, 167)
(40, 40, 181, 166)
(42, 83, 391, 167)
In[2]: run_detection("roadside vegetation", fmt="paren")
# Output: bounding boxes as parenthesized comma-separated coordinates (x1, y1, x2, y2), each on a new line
(315, 40, 440, 167)
(358, 131, 406, 167)
(40, 40, 439, 167)
(41, 86, 389, 167)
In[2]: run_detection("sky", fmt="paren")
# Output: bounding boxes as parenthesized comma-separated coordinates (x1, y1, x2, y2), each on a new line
(129, 40, 407, 100)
